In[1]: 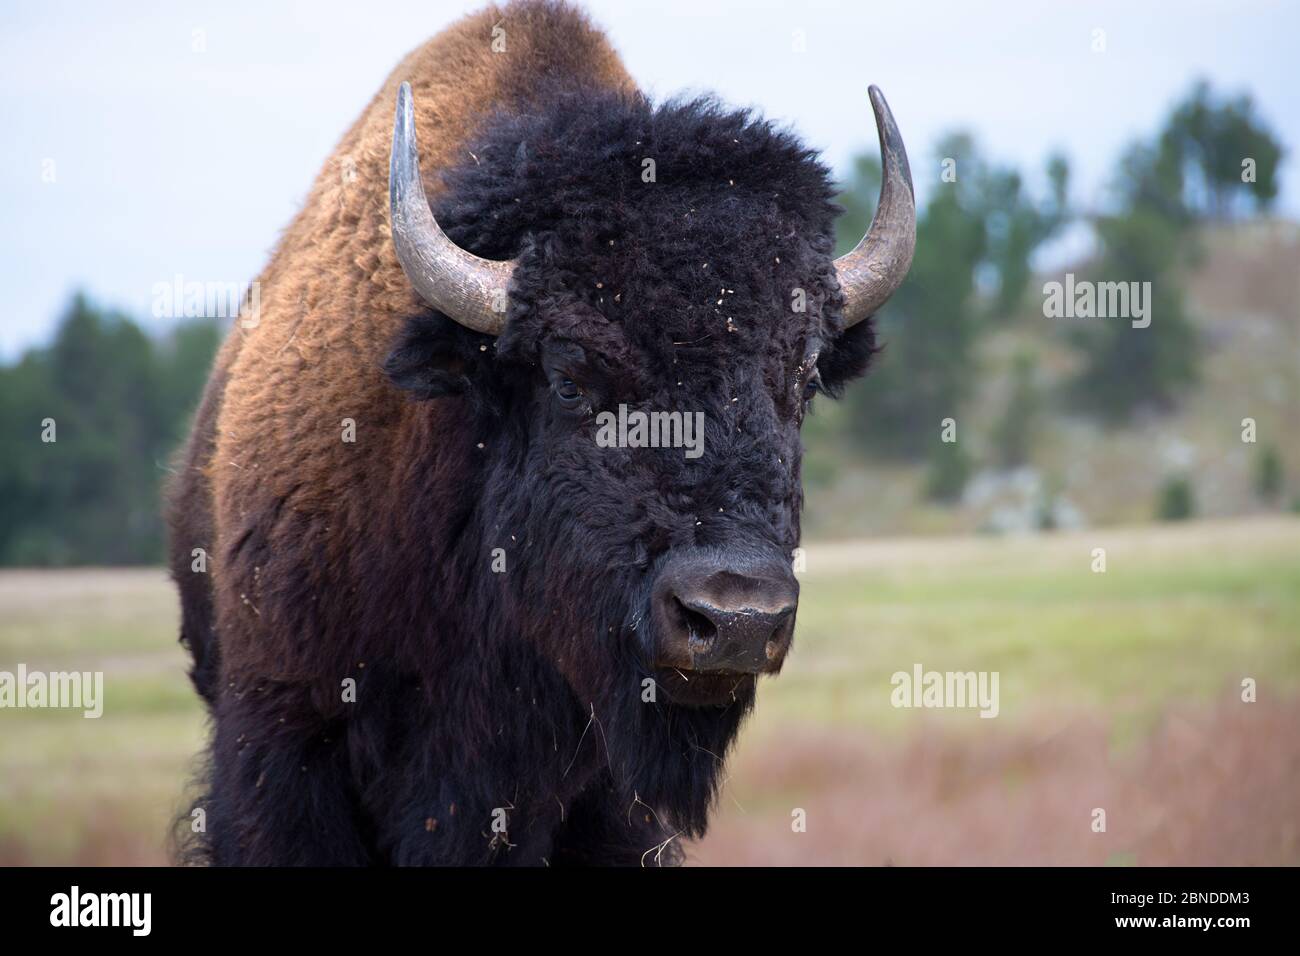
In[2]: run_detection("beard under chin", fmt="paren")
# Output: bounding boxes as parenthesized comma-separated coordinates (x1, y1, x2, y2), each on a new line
(593, 666, 756, 838)
(542, 594, 759, 836)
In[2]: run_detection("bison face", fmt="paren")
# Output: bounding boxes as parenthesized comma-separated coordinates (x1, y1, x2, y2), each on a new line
(387, 250, 877, 713)
(385, 85, 911, 720)
(516, 292, 821, 709)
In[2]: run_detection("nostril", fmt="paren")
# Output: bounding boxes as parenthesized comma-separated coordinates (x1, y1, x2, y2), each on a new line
(675, 599, 718, 655)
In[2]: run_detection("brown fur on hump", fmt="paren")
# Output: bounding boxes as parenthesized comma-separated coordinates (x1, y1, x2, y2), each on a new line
(206, 1, 633, 678)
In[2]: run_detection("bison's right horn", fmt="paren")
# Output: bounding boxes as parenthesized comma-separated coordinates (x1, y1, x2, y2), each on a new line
(390, 81, 515, 335)
(833, 85, 917, 328)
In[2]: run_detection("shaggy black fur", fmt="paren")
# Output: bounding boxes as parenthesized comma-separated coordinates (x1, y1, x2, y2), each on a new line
(176, 83, 878, 866)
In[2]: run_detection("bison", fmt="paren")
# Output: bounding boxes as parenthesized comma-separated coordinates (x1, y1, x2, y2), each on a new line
(168, 0, 914, 865)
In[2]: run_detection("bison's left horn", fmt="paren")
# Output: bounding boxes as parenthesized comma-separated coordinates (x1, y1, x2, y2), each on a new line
(834, 86, 916, 327)
(390, 81, 515, 335)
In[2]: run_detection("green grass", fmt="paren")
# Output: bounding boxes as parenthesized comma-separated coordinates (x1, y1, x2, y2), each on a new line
(0, 569, 206, 863)
(1, 515, 1298, 863)
(756, 517, 1300, 742)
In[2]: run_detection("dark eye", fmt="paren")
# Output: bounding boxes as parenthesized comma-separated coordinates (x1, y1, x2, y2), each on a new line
(802, 374, 821, 403)
(555, 377, 584, 405)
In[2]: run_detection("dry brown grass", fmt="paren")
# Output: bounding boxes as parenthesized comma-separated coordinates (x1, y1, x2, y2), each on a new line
(691, 695, 1300, 866)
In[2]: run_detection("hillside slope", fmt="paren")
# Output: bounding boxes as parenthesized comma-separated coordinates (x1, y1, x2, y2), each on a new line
(803, 220, 1300, 538)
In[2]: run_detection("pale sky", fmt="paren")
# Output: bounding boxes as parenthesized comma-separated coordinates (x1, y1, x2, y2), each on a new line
(2, 0, 1296, 358)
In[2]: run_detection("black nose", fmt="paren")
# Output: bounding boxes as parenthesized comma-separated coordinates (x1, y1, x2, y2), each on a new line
(652, 550, 798, 674)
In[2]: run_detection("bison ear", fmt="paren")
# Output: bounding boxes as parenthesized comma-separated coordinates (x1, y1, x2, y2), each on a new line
(384, 312, 495, 401)
(815, 317, 880, 398)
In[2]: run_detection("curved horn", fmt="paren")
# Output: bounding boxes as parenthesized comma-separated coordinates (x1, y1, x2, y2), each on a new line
(390, 81, 514, 335)
(835, 86, 917, 327)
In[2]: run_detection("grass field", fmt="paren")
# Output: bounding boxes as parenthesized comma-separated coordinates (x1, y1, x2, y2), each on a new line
(1, 516, 1298, 865)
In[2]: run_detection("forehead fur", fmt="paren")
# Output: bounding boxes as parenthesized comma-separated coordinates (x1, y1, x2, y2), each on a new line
(432, 84, 846, 374)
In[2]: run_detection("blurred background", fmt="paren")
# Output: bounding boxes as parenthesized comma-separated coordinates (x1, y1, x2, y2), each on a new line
(1, 0, 1297, 864)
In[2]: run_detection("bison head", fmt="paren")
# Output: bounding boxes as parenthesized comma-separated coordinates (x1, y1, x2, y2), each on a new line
(383, 80, 913, 824)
